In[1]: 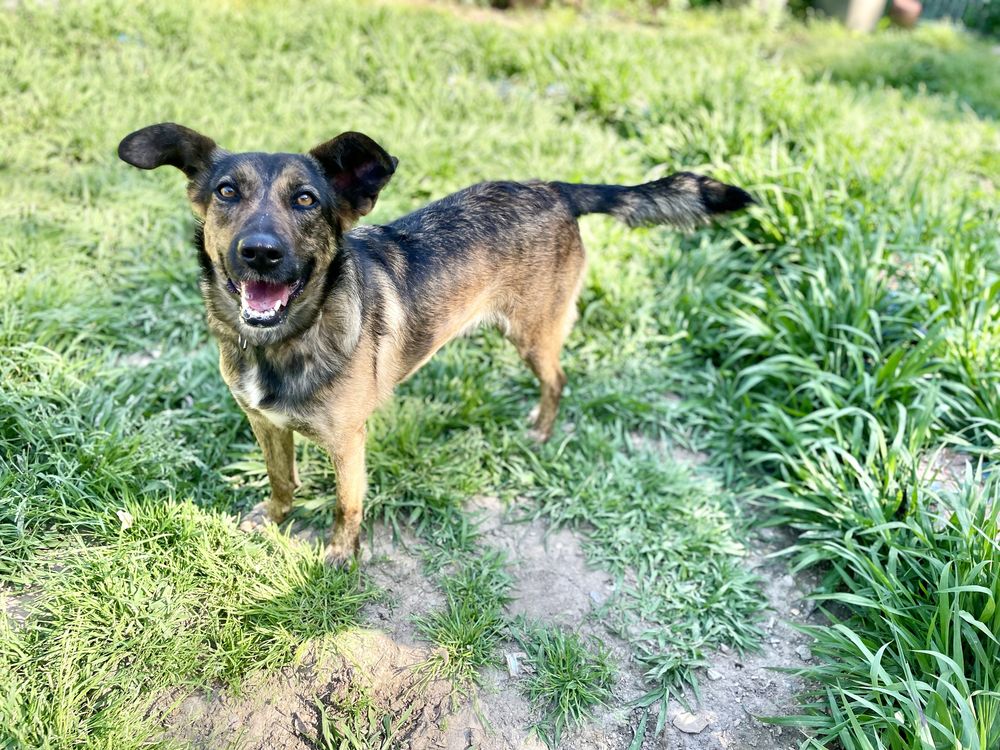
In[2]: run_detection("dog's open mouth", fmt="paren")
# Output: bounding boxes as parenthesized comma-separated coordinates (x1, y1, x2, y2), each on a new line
(231, 278, 305, 327)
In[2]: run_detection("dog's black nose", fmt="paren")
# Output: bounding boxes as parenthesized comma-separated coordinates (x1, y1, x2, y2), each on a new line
(237, 233, 285, 272)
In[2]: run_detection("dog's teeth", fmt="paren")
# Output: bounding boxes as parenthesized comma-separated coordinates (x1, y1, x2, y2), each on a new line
(273, 300, 283, 312)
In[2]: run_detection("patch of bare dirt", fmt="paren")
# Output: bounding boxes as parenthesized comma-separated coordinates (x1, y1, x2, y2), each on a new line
(469, 495, 615, 625)
(461, 491, 817, 750)
(156, 442, 819, 749)
(458, 495, 642, 750)
(157, 629, 455, 750)
(361, 524, 446, 648)
(361, 510, 551, 750)
(0, 584, 34, 629)
(918, 446, 975, 494)
(149, 440, 993, 748)
(669, 527, 819, 750)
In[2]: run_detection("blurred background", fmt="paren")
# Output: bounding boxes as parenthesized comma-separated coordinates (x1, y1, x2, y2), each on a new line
(473, 0, 999, 33)
(478, 0, 1000, 32)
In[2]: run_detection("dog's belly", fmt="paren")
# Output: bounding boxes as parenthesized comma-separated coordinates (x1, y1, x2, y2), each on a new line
(398, 307, 510, 383)
(457, 309, 511, 338)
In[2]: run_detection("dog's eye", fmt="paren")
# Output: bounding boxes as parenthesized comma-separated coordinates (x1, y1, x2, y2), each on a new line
(294, 191, 317, 208)
(216, 184, 238, 201)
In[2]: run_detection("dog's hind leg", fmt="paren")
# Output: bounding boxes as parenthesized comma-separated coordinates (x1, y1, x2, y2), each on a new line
(522, 341, 568, 443)
(240, 413, 300, 531)
(509, 235, 586, 443)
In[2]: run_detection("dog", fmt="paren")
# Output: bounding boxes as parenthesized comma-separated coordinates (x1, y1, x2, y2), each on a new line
(118, 123, 751, 565)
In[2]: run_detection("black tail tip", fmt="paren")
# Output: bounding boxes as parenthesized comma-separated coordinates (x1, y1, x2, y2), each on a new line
(699, 178, 755, 215)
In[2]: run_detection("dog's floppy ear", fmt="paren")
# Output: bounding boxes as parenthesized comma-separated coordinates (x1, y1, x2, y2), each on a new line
(118, 123, 218, 179)
(309, 132, 398, 221)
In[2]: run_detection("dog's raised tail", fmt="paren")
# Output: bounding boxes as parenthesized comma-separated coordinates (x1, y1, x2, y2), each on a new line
(554, 173, 753, 230)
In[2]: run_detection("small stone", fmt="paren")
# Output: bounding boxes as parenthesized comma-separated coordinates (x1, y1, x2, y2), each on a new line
(589, 591, 603, 605)
(673, 711, 709, 734)
(505, 651, 528, 677)
(790, 608, 801, 616)
(720, 644, 731, 654)
(706, 668, 723, 681)
(795, 645, 812, 661)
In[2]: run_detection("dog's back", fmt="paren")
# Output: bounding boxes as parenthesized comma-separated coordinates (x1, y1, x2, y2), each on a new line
(346, 175, 751, 385)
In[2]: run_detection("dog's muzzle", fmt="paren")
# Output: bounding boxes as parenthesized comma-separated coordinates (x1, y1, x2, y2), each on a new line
(227, 276, 306, 327)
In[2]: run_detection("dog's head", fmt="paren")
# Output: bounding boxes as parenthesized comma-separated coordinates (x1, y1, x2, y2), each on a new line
(118, 123, 396, 345)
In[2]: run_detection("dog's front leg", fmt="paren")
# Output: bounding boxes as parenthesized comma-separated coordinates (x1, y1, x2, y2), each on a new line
(239, 412, 300, 531)
(323, 424, 367, 567)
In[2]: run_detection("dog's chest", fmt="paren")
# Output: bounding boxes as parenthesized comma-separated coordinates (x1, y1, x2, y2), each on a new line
(222, 336, 349, 434)
(229, 354, 323, 430)
(231, 366, 292, 428)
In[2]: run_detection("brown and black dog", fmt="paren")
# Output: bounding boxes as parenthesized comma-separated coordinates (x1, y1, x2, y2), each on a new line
(118, 123, 751, 565)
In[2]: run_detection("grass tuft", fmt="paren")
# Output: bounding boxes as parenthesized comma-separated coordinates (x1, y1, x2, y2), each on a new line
(512, 620, 616, 747)
(413, 550, 513, 686)
(0, 501, 375, 749)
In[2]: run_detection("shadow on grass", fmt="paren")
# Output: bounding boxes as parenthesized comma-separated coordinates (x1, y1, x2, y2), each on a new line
(0, 496, 378, 749)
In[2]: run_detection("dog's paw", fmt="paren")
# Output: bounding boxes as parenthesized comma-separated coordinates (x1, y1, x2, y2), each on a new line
(526, 405, 555, 443)
(323, 542, 359, 569)
(238, 501, 279, 533)
(527, 425, 552, 444)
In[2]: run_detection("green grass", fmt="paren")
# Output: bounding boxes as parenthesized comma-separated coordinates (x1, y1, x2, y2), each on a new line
(3, 0, 1000, 747)
(783, 473, 1000, 750)
(514, 425, 766, 704)
(0, 504, 375, 749)
(413, 549, 513, 686)
(314, 689, 416, 750)
(511, 620, 617, 746)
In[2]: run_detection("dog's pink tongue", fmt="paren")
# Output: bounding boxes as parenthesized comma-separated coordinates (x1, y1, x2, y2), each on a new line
(242, 280, 291, 312)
